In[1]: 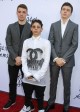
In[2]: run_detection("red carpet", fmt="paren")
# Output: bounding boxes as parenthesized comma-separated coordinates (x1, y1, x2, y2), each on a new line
(0, 91, 80, 112)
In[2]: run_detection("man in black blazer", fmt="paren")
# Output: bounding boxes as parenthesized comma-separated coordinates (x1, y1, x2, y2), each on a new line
(3, 4, 31, 110)
(45, 2, 78, 112)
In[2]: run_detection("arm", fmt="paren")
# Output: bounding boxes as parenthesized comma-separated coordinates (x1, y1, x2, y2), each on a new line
(48, 24, 57, 59)
(62, 25, 78, 62)
(21, 41, 32, 78)
(48, 24, 64, 67)
(33, 40, 51, 81)
(6, 25, 18, 60)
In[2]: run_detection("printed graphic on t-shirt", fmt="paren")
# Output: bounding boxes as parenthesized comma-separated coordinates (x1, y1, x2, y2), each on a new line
(27, 48, 44, 70)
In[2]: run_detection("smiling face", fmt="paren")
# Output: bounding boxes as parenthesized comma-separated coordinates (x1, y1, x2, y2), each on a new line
(60, 5, 72, 20)
(31, 22, 43, 37)
(17, 7, 27, 22)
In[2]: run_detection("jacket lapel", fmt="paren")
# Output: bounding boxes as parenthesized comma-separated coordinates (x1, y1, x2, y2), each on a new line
(58, 20, 62, 40)
(15, 22, 20, 38)
(21, 22, 28, 38)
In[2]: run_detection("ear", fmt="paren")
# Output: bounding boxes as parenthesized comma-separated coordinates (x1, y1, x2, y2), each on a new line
(41, 27, 43, 32)
(26, 10, 28, 16)
(31, 27, 33, 32)
(60, 10, 61, 14)
(70, 13, 72, 16)
(16, 11, 18, 16)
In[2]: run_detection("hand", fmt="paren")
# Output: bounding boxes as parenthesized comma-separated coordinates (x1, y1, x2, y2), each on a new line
(28, 76, 34, 79)
(15, 56, 22, 66)
(55, 58, 65, 67)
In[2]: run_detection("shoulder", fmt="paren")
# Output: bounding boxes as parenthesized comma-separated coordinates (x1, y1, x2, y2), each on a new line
(26, 21, 30, 26)
(50, 20, 60, 27)
(69, 20, 78, 27)
(24, 38, 32, 43)
(51, 20, 60, 25)
(41, 38, 50, 45)
(25, 21, 30, 28)
(7, 21, 18, 28)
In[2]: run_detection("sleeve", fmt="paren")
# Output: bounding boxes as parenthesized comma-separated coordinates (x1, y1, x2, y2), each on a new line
(33, 40, 51, 82)
(48, 24, 58, 59)
(62, 24, 78, 62)
(53, 57, 58, 62)
(21, 41, 32, 78)
(6, 25, 17, 60)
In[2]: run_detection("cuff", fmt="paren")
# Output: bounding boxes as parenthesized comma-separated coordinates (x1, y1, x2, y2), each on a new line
(33, 74, 40, 82)
(53, 57, 58, 62)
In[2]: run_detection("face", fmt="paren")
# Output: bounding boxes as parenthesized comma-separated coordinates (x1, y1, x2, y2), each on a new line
(60, 6, 72, 20)
(17, 7, 27, 21)
(31, 22, 43, 37)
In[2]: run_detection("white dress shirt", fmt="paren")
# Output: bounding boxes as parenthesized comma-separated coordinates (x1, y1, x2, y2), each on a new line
(61, 19, 69, 38)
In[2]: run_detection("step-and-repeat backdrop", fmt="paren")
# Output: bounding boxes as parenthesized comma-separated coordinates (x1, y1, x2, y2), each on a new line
(0, 0, 80, 108)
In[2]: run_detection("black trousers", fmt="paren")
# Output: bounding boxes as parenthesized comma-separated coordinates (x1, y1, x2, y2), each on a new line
(48, 64, 73, 111)
(22, 83, 45, 110)
(8, 64, 23, 101)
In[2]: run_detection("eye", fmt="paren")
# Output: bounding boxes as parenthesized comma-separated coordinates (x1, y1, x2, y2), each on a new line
(32, 26, 41, 29)
(23, 11, 26, 14)
(18, 11, 21, 13)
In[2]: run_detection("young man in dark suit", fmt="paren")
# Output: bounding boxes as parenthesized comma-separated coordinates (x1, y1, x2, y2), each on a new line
(3, 4, 31, 110)
(45, 2, 78, 112)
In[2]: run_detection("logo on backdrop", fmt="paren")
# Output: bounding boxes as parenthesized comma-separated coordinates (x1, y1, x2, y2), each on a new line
(0, 43, 8, 58)
(27, 14, 37, 23)
(17, 72, 23, 87)
(74, 89, 80, 99)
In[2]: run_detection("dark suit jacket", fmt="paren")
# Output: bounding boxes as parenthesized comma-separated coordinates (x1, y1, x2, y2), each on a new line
(6, 21, 31, 66)
(49, 20, 78, 67)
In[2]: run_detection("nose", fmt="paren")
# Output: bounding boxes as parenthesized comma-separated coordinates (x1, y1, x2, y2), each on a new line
(34, 27, 38, 29)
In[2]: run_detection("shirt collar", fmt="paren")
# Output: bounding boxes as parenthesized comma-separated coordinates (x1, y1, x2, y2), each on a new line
(32, 35, 41, 40)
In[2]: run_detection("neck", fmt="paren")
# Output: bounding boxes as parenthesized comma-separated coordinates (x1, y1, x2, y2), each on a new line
(61, 18, 69, 24)
(18, 19, 26, 25)
(33, 34, 40, 37)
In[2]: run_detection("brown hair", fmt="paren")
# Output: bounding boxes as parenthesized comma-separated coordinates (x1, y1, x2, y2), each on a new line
(61, 2, 73, 13)
(17, 4, 28, 11)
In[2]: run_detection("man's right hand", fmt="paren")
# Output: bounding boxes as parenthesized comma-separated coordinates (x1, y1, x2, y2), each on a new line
(15, 56, 22, 66)
(55, 58, 65, 67)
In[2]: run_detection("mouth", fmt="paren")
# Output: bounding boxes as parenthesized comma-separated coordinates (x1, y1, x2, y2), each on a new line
(34, 30, 38, 33)
(63, 13, 67, 16)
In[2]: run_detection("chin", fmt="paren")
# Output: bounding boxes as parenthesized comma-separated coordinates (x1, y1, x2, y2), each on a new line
(19, 19, 25, 21)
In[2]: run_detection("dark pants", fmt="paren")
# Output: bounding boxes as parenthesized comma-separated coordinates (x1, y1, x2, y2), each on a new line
(48, 65, 73, 111)
(8, 64, 23, 101)
(22, 83, 45, 110)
